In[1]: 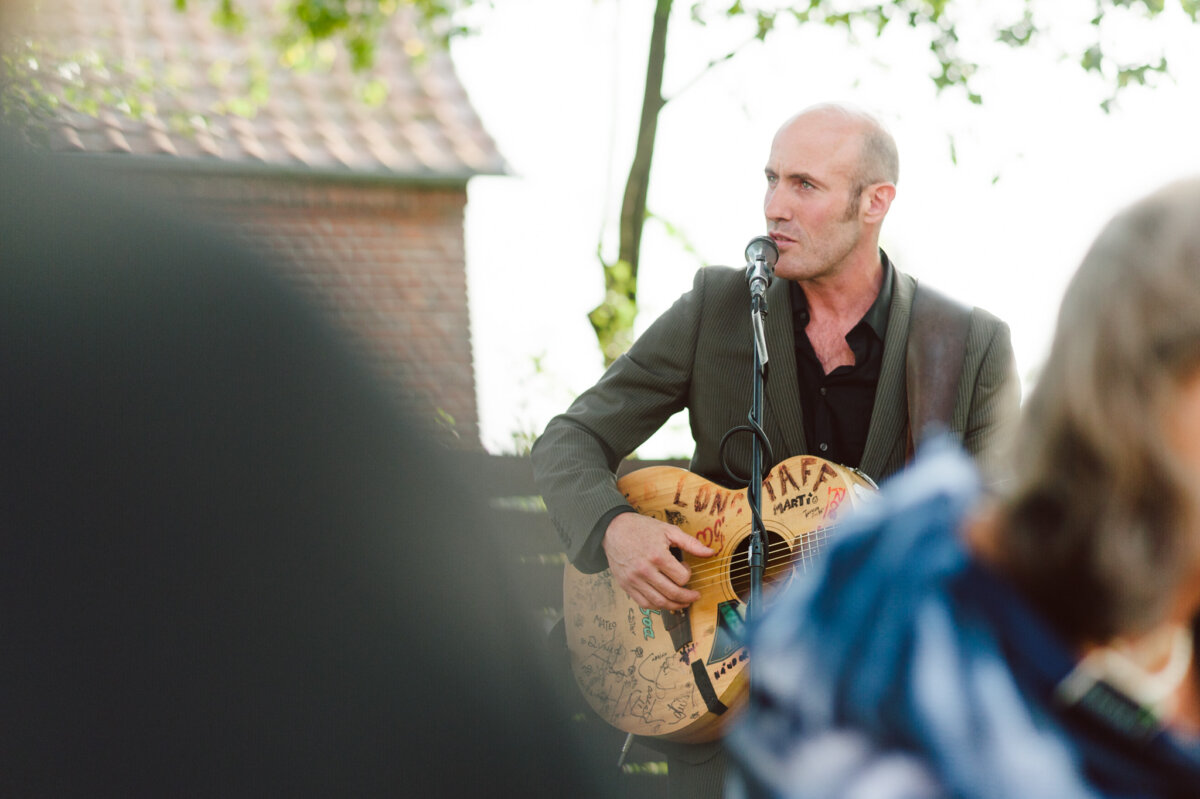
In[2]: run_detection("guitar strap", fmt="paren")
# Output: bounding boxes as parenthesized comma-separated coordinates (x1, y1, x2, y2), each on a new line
(905, 282, 972, 460)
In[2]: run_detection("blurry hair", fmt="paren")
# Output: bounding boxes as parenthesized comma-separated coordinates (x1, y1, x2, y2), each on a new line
(856, 115, 899, 189)
(998, 177, 1200, 643)
(812, 104, 899, 221)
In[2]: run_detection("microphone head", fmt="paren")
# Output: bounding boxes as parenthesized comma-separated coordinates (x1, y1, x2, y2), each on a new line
(745, 235, 779, 268)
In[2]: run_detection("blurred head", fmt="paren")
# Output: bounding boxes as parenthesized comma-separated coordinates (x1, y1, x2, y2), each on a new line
(999, 177, 1200, 643)
(763, 103, 898, 282)
(0, 0, 29, 27)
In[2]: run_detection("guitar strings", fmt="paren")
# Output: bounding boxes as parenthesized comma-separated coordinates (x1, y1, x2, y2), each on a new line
(628, 475, 868, 593)
(689, 550, 821, 587)
(683, 531, 829, 581)
(685, 539, 826, 581)
(681, 535, 831, 592)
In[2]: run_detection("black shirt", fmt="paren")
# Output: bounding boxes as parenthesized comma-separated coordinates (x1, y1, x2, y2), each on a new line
(789, 251, 894, 469)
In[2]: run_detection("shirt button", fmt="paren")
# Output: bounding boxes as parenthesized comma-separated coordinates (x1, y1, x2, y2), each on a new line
(819, 387, 827, 396)
(819, 443, 829, 452)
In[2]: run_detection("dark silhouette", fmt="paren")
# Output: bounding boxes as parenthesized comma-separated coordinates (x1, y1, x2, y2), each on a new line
(0, 126, 611, 797)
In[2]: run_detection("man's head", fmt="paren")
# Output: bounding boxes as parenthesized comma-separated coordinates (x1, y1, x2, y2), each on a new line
(763, 103, 898, 283)
(1002, 177, 1200, 643)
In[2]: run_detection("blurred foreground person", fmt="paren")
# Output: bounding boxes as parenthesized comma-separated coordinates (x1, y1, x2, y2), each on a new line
(726, 178, 1200, 798)
(0, 123, 612, 796)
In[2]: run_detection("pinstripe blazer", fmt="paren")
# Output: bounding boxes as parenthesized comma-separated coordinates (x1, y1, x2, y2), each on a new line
(531, 262, 1020, 571)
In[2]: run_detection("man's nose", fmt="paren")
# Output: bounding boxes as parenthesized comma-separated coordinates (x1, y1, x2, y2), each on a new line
(764, 188, 788, 222)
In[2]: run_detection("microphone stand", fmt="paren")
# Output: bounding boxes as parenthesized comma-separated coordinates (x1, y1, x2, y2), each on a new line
(746, 289, 769, 624)
(718, 235, 775, 652)
(739, 235, 777, 625)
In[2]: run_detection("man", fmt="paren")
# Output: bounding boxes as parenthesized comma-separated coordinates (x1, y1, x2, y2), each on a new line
(726, 177, 1200, 798)
(532, 103, 1020, 794)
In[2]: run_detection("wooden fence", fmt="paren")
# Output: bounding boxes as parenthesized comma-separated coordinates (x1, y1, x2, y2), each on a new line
(453, 451, 689, 797)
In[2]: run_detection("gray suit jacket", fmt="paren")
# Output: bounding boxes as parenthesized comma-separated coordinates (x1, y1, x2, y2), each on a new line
(531, 263, 1020, 572)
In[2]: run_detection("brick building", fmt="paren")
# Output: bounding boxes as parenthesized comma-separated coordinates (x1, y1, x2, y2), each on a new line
(19, 0, 506, 447)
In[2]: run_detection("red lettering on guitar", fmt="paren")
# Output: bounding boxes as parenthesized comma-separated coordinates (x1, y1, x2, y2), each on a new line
(824, 486, 847, 519)
(695, 517, 725, 550)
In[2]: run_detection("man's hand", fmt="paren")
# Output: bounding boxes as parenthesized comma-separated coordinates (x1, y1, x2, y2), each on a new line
(602, 512, 716, 611)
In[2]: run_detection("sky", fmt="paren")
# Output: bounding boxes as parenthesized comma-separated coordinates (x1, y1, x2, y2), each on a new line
(449, 0, 1200, 456)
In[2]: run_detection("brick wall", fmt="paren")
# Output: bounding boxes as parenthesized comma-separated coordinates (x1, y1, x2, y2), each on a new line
(113, 166, 481, 447)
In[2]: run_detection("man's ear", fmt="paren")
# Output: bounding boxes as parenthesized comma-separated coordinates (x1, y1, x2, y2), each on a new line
(862, 183, 896, 224)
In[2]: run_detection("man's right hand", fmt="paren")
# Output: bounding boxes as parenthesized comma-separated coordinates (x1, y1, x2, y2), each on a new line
(601, 512, 716, 611)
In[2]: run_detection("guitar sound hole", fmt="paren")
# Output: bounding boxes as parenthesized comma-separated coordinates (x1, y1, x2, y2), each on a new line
(729, 531, 792, 603)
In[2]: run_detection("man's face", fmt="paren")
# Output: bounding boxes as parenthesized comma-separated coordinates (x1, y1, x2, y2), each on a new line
(763, 112, 866, 283)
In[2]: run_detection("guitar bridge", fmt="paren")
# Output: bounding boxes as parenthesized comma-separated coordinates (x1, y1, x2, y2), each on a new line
(662, 607, 694, 664)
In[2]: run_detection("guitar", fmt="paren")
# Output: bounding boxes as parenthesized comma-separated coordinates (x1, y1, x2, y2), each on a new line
(563, 455, 876, 743)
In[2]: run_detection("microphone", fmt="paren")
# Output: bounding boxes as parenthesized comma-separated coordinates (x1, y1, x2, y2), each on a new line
(744, 235, 778, 300)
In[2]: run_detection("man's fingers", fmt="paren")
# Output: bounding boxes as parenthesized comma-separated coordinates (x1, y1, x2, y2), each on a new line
(647, 571, 701, 608)
(628, 584, 687, 613)
(654, 547, 694, 587)
(602, 512, 714, 611)
(665, 527, 717, 558)
(618, 564, 700, 611)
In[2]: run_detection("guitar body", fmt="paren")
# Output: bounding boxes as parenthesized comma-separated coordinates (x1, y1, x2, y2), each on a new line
(563, 455, 875, 743)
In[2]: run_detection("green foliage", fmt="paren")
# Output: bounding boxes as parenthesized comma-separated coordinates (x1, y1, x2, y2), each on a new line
(208, 0, 474, 61)
(1081, 43, 1104, 73)
(174, 0, 248, 30)
(281, 0, 389, 71)
(434, 407, 461, 441)
(0, 43, 52, 143)
(0, 32, 201, 143)
(996, 11, 1035, 46)
(588, 256, 639, 367)
(621, 760, 669, 775)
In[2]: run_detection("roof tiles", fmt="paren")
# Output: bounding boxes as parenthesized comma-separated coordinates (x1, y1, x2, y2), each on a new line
(22, 0, 506, 180)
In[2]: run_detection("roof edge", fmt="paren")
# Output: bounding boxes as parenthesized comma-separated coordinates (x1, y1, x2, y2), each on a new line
(52, 149, 509, 188)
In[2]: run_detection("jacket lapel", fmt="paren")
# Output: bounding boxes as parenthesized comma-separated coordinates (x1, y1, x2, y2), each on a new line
(859, 271, 916, 476)
(763, 277, 807, 457)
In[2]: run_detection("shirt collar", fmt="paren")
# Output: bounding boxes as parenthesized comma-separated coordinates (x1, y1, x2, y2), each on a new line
(863, 250, 894, 339)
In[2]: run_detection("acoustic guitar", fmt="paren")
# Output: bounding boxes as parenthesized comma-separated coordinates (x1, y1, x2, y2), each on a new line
(563, 455, 876, 743)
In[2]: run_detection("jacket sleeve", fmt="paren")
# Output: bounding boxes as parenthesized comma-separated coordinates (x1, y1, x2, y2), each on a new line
(958, 308, 1021, 484)
(530, 269, 708, 572)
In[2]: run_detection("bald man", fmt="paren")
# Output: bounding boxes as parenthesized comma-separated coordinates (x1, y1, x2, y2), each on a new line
(533, 103, 1020, 795)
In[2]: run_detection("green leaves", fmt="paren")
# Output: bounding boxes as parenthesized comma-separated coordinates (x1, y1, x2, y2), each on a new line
(212, 0, 248, 33)
(589, 257, 639, 366)
(1116, 55, 1168, 88)
(996, 11, 1036, 46)
(754, 9, 776, 39)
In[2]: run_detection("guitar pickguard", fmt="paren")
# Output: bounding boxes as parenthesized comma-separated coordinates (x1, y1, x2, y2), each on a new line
(707, 600, 746, 665)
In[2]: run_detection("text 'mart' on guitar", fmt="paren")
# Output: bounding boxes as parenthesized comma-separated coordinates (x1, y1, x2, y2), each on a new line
(563, 455, 876, 744)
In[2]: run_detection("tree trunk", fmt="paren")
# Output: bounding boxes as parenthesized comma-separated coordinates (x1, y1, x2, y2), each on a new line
(589, 0, 672, 366)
